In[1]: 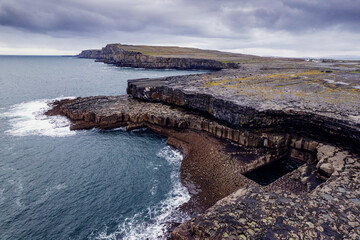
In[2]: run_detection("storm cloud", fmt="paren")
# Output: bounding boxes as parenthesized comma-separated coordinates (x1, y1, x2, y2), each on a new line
(0, 0, 359, 57)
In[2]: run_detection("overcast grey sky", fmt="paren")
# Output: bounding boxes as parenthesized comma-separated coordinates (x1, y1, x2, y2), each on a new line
(0, 0, 359, 58)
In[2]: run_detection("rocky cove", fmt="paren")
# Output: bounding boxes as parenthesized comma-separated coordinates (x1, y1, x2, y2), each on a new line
(50, 45, 360, 239)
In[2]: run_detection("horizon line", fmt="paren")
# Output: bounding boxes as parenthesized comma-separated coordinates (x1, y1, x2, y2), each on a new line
(0, 53, 359, 61)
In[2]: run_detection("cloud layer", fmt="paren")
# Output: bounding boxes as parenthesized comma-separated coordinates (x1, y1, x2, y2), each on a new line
(0, 0, 359, 57)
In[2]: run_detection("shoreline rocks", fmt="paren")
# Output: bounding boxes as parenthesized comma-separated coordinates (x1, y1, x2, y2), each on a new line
(53, 48, 360, 238)
(46, 92, 360, 239)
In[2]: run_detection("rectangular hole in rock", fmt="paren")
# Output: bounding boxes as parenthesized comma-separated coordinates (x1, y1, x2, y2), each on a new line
(243, 158, 305, 186)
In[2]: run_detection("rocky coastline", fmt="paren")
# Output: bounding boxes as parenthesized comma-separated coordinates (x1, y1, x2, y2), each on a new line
(52, 46, 360, 239)
(78, 44, 242, 70)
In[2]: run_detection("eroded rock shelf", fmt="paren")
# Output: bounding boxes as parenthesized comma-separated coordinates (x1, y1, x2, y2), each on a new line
(55, 46, 360, 239)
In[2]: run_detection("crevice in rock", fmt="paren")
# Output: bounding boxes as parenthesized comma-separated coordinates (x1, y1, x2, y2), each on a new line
(243, 157, 305, 186)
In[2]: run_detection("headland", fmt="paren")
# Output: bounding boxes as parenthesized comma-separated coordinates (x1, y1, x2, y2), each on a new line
(50, 44, 360, 239)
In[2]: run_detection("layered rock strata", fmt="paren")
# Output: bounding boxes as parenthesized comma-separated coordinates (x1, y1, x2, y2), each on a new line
(78, 44, 239, 70)
(128, 68, 360, 147)
(172, 145, 360, 239)
(125, 64, 360, 239)
(52, 51, 360, 239)
(47, 92, 360, 239)
(48, 96, 324, 174)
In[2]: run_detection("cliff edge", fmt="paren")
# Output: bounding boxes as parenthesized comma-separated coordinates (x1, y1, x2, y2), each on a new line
(57, 46, 360, 239)
(77, 44, 258, 70)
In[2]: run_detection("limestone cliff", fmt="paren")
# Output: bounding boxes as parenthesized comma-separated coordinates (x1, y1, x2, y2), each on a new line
(64, 46, 360, 239)
(78, 44, 241, 70)
(127, 68, 360, 147)
(77, 49, 102, 59)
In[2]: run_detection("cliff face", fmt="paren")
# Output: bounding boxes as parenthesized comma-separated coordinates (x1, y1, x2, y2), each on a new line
(71, 46, 360, 239)
(48, 93, 360, 240)
(78, 49, 102, 59)
(78, 44, 239, 70)
(46, 95, 333, 208)
(127, 69, 360, 147)
(124, 60, 360, 239)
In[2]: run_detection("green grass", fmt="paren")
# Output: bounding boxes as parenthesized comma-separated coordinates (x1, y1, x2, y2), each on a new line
(106, 44, 265, 63)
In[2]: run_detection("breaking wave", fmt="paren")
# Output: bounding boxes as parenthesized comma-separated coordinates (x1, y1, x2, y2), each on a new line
(95, 146, 190, 240)
(1, 97, 75, 137)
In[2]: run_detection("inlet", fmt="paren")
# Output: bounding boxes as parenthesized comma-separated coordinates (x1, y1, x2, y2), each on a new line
(243, 157, 304, 186)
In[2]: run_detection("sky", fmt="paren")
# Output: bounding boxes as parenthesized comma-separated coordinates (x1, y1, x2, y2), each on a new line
(0, 0, 360, 58)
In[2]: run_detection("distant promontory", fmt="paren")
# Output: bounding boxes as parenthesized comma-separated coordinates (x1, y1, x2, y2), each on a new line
(77, 43, 260, 70)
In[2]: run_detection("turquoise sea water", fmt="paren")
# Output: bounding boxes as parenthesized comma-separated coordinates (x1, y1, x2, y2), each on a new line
(0, 56, 206, 239)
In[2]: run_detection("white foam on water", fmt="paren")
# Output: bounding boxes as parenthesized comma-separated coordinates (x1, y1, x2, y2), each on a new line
(95, 146, 191, 240)
(150, 180, 159, 196)
(1, 97, 76, 137)
(131, 128, 148, 133)
(100, 127, 127, 132)
(113, 127, 127, 131)
(105, 127, 149, 133)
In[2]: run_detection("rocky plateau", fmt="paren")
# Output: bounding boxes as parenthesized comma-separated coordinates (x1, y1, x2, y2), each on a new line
(50, 44, 360, 239)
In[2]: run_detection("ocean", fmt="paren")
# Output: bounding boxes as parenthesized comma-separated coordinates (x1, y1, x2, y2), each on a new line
(0, 56, 206, 239)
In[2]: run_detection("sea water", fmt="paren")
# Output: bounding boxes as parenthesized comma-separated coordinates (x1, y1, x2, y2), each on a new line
(0, 56, 207, 239)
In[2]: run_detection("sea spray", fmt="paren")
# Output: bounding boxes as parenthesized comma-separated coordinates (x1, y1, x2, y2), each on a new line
(1, 97, 75, 137)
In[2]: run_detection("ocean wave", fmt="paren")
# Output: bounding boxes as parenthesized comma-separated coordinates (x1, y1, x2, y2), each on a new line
(1, 97, 75, 137)
(96, 146, 190, 240)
